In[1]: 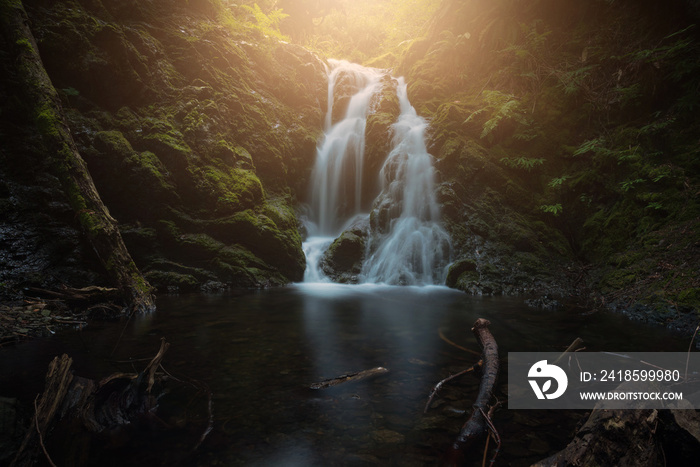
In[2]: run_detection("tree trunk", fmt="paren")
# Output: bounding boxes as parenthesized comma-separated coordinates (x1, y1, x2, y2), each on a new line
(0, 0, 155, 313)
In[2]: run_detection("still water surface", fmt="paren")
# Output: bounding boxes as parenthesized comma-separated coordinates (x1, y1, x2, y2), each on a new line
(1, 285, 687, 465)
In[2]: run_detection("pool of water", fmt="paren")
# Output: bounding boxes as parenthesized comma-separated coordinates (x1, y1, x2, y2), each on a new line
(0, 285, 689, 465)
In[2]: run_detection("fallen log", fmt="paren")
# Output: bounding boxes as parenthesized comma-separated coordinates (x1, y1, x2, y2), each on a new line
(8, 339, 212, 467)
(443, 318, 499, 466)
(310, 366, 389, 389)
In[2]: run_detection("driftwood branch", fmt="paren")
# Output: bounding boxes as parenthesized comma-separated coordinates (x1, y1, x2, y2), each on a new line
(439, 328, 482, 356)
(553, 337, 585, 365)
(144, 337, 170, 393)
(425, 361, 482, 413)
(33, 396, 57, 467)
(443, 318, 499, 466)
(310, 366, 389, 389)
(11, 354, 76, 467)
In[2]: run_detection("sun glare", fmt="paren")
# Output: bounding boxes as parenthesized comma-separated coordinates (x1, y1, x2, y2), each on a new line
(276, 0, 441, 64)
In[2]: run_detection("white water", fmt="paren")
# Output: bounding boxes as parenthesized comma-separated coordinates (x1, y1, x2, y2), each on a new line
(361, 78, 451, 285)
(303, 60, 451, 285)
(308, 59, 384, 235)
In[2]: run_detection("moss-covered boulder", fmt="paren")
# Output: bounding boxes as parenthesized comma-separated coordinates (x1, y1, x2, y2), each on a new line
(320, 217, 369, 283)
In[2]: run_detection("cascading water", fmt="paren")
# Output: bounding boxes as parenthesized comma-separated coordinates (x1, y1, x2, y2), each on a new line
(309, 59, 384, 235)
(302, 60, 451, 285)
(361, 78, 451, 285)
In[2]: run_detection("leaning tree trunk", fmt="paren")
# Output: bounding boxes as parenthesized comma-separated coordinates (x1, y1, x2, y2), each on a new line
(1, 0, 155, 312)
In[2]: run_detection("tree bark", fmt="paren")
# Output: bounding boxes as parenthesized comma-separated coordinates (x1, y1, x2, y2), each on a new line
(444, 318, 499, 466)
(0, 0, 155, 313)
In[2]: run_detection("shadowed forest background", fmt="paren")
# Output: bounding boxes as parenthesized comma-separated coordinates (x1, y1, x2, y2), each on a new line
(1, 0, 700, 466)
(2, 0, 698, 325)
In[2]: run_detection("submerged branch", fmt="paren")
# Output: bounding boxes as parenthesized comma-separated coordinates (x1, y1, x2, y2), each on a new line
(310, 366, 389, 389)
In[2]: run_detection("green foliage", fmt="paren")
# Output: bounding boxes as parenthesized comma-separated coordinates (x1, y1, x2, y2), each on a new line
(466, 90, 530, 139)
(239, 3, 288, 40)
(61, 87, 80, 96)
(628, 25, 695, 67)
(620, 178, 645, 192)
(539, 203, 562, 216)
(547, 175, 569, 188)
(213, 1, 289, 41)
(499, 156, 544, 171)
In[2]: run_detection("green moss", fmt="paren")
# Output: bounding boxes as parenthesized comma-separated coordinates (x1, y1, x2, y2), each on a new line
(214, 140, 255, 169)
(95, 130, 133, 155)
(445, 259, 477, 288)
(15, 37, 33, 53)
(144, 270, 199, 291)
(35, 103, 61, 138)
(678, 288, 700, 306)
(143, 131, 190, 155)
(127, 150, 174, 190)
(322, 230, 365, 278)
(131, 267, 152, 295)
(189, 165, 264, 214)
(262, 197, 299, 233)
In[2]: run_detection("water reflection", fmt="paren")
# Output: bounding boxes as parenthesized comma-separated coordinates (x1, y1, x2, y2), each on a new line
(297, 284, 465, 382)
(0, 288, 689, 466)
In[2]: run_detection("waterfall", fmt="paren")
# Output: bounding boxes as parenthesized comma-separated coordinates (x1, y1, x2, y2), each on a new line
(309, 59, 384, 235)
(361, 78, 451, 285)
(302, 61, 451, 285)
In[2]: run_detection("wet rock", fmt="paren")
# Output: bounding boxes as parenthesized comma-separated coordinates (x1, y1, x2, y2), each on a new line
(320, 217, 370, 283)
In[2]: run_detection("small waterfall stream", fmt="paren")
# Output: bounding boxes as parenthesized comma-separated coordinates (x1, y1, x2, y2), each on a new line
(303, 60, 451, 285)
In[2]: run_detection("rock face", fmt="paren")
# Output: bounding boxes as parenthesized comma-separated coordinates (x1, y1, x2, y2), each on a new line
(0, 0, 327, 295)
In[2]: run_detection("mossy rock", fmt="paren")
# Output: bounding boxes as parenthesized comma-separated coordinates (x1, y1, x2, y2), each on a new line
(187, 165, 264, 215)
(448, 270, 481, 295)
(445, 259, 477, 288)
(320, 231, 366, 283)
(206, 207, 305, 281)
(88, 130, 178, 219)
(214, 140, 255, 170)
(140, 131, 192, 175)
(144, 270, 199, 292)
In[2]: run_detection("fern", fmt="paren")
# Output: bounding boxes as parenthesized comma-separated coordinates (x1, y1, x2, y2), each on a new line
(620, 178, 645, 192)
(465, 90, 530, 139)
(500, 156, 545, 171)
(239, 3, 288, 40)
(572, 137, 605, 157)
(548, 175, 569, 188)
(539, 204, 563, 216)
